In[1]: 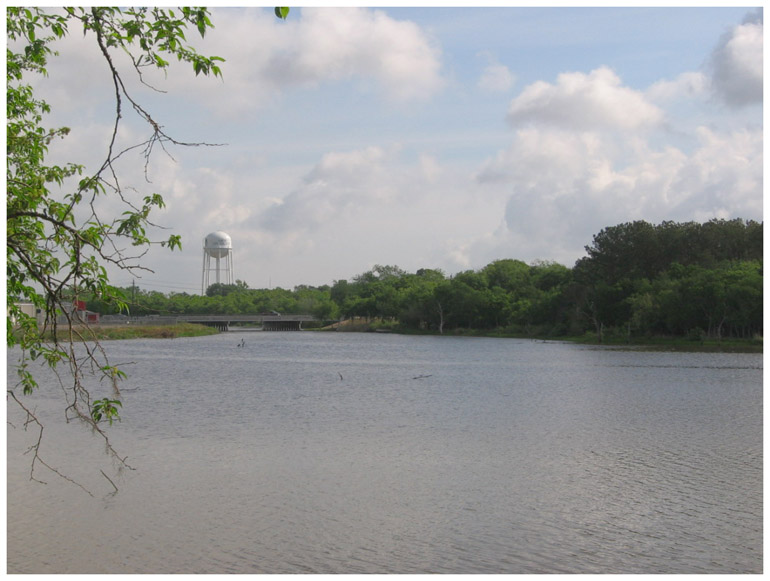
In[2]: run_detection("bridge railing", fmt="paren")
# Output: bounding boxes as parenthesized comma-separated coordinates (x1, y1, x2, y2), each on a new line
(98, 314, 318, 327)
(175, 314, 316, 323)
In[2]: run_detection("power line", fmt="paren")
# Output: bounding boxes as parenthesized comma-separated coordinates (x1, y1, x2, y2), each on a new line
(113, 279, 200, 292)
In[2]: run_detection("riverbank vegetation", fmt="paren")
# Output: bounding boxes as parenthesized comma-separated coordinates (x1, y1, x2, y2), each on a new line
(82, 218, 762, 349)
(37, 322, 220, 342)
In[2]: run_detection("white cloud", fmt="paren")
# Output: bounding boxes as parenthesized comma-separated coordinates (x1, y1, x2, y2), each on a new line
(259, 146, 394, 232)
(419, 154, 442, 183)
(708, 9, 763, 107)
(667, 126, 763, 219)
(478, 62, 515, 93)
(506, 66, 664, 132)
(13, 8, 763, 291)
(469, 123, 762, 268)
(280, 8, 444, 101)
(45, 7, 446, 121)
(187, 7, 445, 113)
(646, 71, 708, 103)
(224, 143, 509, 283)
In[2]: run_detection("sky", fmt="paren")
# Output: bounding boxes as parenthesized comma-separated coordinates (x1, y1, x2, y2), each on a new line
(31, 5, 763, 293)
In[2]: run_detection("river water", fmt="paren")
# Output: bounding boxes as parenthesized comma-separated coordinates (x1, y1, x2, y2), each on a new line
(6, 332, 763, 573)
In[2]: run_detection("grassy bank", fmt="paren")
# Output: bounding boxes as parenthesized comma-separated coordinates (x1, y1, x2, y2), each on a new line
(40, 323, 220, 341)
(564, 334, 763, 353)
(83, 318, 760, 353)
(321, 318, 762, 352)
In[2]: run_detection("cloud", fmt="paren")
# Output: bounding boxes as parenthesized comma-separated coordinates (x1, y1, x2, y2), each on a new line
(506, 66, 664, 132)
(51, 7, 447, 120)
(15, 7, 763, 291)
(259, 146, 393, 232)
(708, 9, 763, 107)
(667, 126, 763, 220)
(238, 143, 509, 282)
(278, 8, 445, 102)
(471, 123, 762, 267)
(477, 52, 515, 93)
(478, 63, 515, 93)
(646, 72, 708, 103)
(192, 7, 445, 112)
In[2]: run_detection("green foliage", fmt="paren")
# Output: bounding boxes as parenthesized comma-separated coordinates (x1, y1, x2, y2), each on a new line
(206, 281, 249, 297)
(91, 398, 122, 425)
(7, 7, 226, 484)
(582, 218, 762, 285)
(97, 218, 762, 343)
(89, 220, 763, 341)
(574, 219, 763, 341)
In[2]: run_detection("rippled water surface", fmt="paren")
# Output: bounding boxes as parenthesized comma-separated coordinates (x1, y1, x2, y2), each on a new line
(7, 332, 763, 573)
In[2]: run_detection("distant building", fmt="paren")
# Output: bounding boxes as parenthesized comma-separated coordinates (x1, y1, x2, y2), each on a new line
(9, 300, 100, 328)
(60, 301, 100, 324)
(8, 301, 44, 328)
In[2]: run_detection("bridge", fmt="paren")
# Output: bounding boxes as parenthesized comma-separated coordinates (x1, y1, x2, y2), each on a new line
(100, 313, 319, 331)
(175, 314, 316, 332)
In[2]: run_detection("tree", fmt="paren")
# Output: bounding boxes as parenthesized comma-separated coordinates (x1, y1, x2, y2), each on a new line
(572, 219, 763, 341)
(398, 269, 446, 331)
(442, 273, 486, 329)
(582, 220, 660, 284)
(6, 7, 286, 492)
(206, 281, 248, 297)
(481, 259, 531, 294)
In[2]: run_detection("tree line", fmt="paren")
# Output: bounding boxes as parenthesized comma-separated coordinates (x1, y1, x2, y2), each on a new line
(86, 218, 762, 342)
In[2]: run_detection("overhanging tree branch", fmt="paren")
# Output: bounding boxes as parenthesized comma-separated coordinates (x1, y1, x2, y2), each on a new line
(7, 6, 229, 494)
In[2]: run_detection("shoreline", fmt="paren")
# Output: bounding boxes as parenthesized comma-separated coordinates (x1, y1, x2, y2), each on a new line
(41, 322, 762, 353)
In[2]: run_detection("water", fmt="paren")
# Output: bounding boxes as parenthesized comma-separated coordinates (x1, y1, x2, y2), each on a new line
(6, 332, 763, 573)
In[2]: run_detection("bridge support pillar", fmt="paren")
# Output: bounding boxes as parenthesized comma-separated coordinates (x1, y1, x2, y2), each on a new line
(262, 320, 302, 331)
(200, 321, 229, 331)
(174, 315, 312, 330)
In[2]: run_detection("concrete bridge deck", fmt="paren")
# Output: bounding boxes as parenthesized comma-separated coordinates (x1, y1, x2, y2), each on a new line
(176, 314, 316, 331)
(100, 314, 318, 331)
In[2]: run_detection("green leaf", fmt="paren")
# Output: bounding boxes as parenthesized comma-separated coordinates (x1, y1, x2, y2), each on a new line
(91, 398, 123, 425)
(274, 7, 290, 20)
(164, 234, 182, 250)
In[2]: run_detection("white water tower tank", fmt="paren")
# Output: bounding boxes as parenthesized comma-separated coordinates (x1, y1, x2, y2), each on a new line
(202, 231, 234, 294)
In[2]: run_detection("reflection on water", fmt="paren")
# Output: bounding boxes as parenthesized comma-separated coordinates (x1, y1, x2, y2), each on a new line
(7, 333, 763, 573)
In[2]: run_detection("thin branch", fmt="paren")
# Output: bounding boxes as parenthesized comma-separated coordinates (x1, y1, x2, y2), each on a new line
(101, 469, 119, 494)
(8, 7, 221, 497)
(7, 390, 95, 496)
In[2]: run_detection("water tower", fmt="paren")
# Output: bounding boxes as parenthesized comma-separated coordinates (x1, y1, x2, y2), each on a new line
(202, 231, 234, 294)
